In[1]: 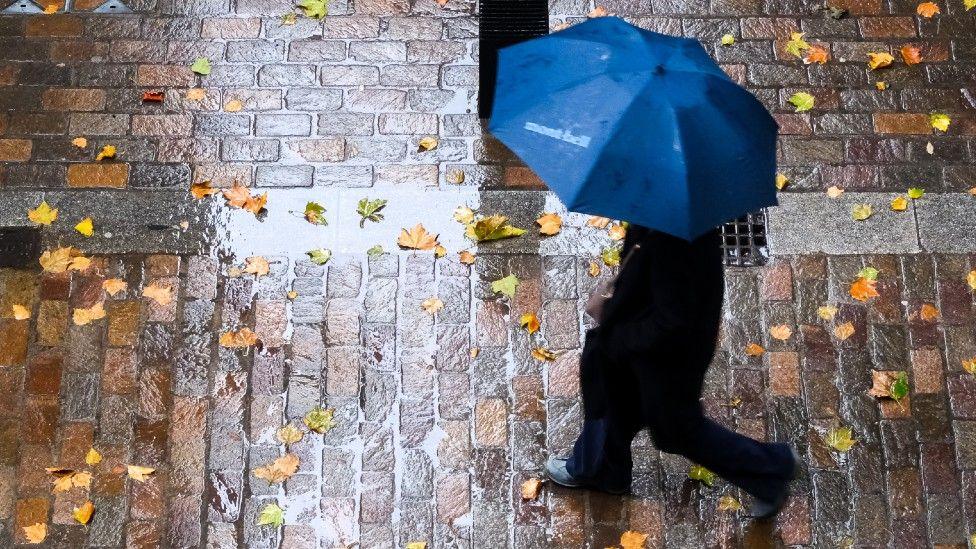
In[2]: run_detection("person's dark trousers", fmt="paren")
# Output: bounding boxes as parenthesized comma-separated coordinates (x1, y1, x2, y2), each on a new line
(566, 328, 795, 502)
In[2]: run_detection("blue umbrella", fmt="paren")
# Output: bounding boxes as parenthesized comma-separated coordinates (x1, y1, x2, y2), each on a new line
(487, 16, 778, 241)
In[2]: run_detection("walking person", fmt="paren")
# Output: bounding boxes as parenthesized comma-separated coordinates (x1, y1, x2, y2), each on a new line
(544, 224, 797, 517)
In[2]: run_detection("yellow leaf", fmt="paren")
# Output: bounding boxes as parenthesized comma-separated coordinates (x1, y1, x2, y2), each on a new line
(446, 169, 465, 184)
(967, 270, 976, 290)
(28, 201, 58, 225)
(867, 52, 894, 70)
(453, 206, 475, 224)
(469, 347, 480, 358)
(784, 32, 810, 58)
(95, 144, 116, 161)
(930, 113, 951, 132)
(520, 477, 544, 500)
(277, 424, 304, 445)
(875, 81, 888, 90)
(459, 250, 476, 265)
(520, 312, 540, 334)
(966, 0, 975, 10)
(434, 245, 447, 258)
(243, 256, 270, 278)
(219, 327, 260, 348)
(72, 137, 88, 148)
(12, 304, 30, 320)
(916, 1, 940, 16)
(531, 347, 557, 361)
(43, 2, 58, 13)
(85, 448, 102, 466)
(826, 186, 844, 198)
(287, 290, 298, 300)
(852, 204, 873, 220)
(745, 343, 765, 356)
(824, 426, 856, 452)
(834, 322, 855, 340)
(588, 261, 601, 277)
(73, 501, 94, 525)
(720, 33, 735, 46)
(406, 543, 428, 549)
(919, 303, 939, 321)
(587, 216, 611, 229)
(850, 277, 879, 302)
(224, 99, 243, 112)
(962, 357, 976, 375)
(417, 136, 438, 151)
(817, 305, 838, 320)
(769, 324, 793, 341)
(717, 495, 742, 511)
(398, 224, 440, 250)
(536, 212, 562, 236)
(127, 465, 156, 482)
(142, 283, 174, 306)
(73, 302, 106, 326)
(421, 297, 444, 314)
(253, 453, 299, 484)
(23, 523, 46, 544)
(70, 255, 91, 272)
(190, 180, 219, 199)
(465, 215, 527, 242)
(620, 529, 649, 549)
(74, 217, 94, 237)
(608, 223, 627, 241)
(103, 278, 127, 296)
(186, 88, 207, 101)
(891, 196, 909, 211)
(775, 173, 789, 190)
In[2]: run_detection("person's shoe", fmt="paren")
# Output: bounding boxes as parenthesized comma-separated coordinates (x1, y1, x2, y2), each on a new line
(751, 447, 801, 520)
(545, 456, 630, 495)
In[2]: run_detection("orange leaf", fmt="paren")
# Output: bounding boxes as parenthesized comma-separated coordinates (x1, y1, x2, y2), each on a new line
(587, 216, 611, 229)
(73, 302, 106, 326)
(919, 303, 939, 321)
(520, 312, 540, 334)
(834, 322, 855, 340)
(142, 283, 173, 306)
(900, 44, 922, 65)
(916, 1, 940, 17)
(102, 278, 127, 296)
(126, 465, 156, 482)
(769, 325, 793, 341)
(190, 180, 218, 199)
(72, 501, 94, 525)
(397, 224, 440, 251)
(458, 250, 476, 265)
(850, 277, 879, 302)
(536, 213, 562, 236)
(620, 530, 649, 549)
(803, 45, 830, 64)
(253, 453, 299, 484)
(219, 327, 260, 348)
(521, 477, 544, 500)
(23, 523, 46, 544)
(142, 91, 164, 102)
(744, 343, 765, 356)
(608, 223, 627, 241)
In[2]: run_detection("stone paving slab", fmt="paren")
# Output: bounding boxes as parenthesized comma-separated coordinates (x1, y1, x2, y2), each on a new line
(917, 193, 976, 254)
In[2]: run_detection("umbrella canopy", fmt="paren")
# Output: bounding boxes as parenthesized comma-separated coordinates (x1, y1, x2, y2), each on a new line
(487, 16, 779, 240)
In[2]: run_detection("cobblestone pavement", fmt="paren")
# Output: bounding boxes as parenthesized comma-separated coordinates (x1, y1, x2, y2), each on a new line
(1, 0, 976, 547)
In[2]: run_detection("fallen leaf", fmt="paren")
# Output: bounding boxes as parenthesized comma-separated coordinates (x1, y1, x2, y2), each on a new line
(298, 0, 328, 18)
(688, 465, 716, 486)
(48, 469, 91, 492)
(142, 283, 173, 306)
(186, 88, 207, 101)
(469, 347, 480, 358)
(717, 495, 742, 511)
(398, 224, 440, 250)
(787, 92, 815, 113)
(769, 324, 792, 341)
(257, 502, 284, 527)
(446, 169, 465, 184)
(531, 347, 557, 361)
(852, 203, 873, 220)
(775, 173, 789, 190)
(962, 357, 976, 375)
(966, 0, 975, 10)
(850, 277, 879, 301)
(930, 113, 950, 132)
(916, 1, 940, 16)
(303, 406, 335, 434)
(875, 81, 888, 90)
(85, 448, 101, 466)
(491, 274, 519, 298)
(803, 44, 830, 64)
(587, 216, 611, 229)
(867, 52, 894, 70)
(608, 223, 627, 241)
(784, 32, 810, 58)
(103, 278, 127, 296)
(536, 212, 562, 236)
(833, 322, 855, 340)
(601, 246, 621, 267)
(11, 304, 30, 320)
(357, 198, 387, 227)
(366, 245, 383, 257)
(222, 182, 267, 214)
(620, 530, 649, 549)
(95, 144, 116, 161)
(434, 244, 447, 258)
(281, 12, 297, 25)
(907, 187, 925, 199)
(219, 327, 260, 348)
(967, 270, 976, 290)
(73, 302, 106, 326)
(224, 99, 243, 112)
(142, 90, 164, 102)
(926, 141, 935, 154)
(826, 185, 844, 198)
(287, 290, 298, 300)
(465, 215, 526, 242)
(521, 478, 543, 500)
(406, 543, 428, 549)
(745, 343, 765, 356)
(127, 465, 155, 482)
(900, 44, 922, 65)
(421, 297, 444, 314)
(190, 57, 211, 75)
(43, 3, 58, 13)
(417, 136, 438, 152)
(253, 453, 299, 484)
(190, 180, 218, 199)
(28, 201, 58, 225)
(588, 261, 601, 277)
(277, 424, 303, 445)
(73, 501, 94, 525)
(919, 303, 939, 321)
(23, 523, 46, 544)
(868, 370, 909, 400)
(891, 196, 909, 211)
(520, 312, 540, 334)
(306, 248, 332, 265)
(824, 426, 856, 452)
(459, 250, 476, 265)
(818, 305, 838, 320)
(720, 33, 735, 46)
(436, 0, 449, 5)
(72, 137, 88, 148)
(243, 256, 270, 277)
(74, 217, 94, 237)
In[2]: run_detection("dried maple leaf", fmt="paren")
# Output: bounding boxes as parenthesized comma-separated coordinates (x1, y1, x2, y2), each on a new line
(220, 327, 260, 348)
(12, 304, 30, 320)
(85, 448, 101, 466)
(919, 303, 939, 321)
(900, 44, 922, 65)
(28, 201, 58, 225)
(23, 523, 46, 544)
(398, 224, 440, 251)
(608, 223, 627, 241)
(803, 45, 830, 64)
(867, 52, 894, 70)
(73, 501, 94, 525)
(254, 453, 299, 484)
(520, 478, 543, 500)
(916, 1, 940, 16)
(531, 347, 557, 361)
(243, 256, 270, 278)
(744, 343, 765, 356)
(103, 278, 127, 296)
(277, 424, 303, 445)
(536, 212, 562, 236)
(434, 245, 447, 258)
(868, 370, 908, 399)
(620, 530, 648, 549)
(465, 215, 527, 242)
(142, 91, 164, 102)
(833, 322, 855, 340)
(222, 182, 267, 214)
(850, 277, 879, 302)
(127, 465, 155, 482)
(73, 302, 106, 326)
(190, 180, 219, 199)
(421, 297, 444, 314)
(587, 216, 611, 229)
(520, 312, 540, 334)
(458, 250, 476, 265)
(769, 324, 793, 341)
(142, 283, 173, 306)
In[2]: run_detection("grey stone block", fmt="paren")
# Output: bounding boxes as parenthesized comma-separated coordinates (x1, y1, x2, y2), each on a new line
(917, 193, 976, 253)
(255, 165, 314, 187)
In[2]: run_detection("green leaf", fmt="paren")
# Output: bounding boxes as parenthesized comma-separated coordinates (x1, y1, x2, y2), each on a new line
(890, 371, 909, 401)
(357, 198, 388, 228)
(366, 245, 384, 256)
(857, 266, 879, 281)
(304, 201, 328, 226)
(907, 187, 925, 199)
(852, 203, 873, 221)
(303, 406, 335, 434)
(306, 248, 332, 265)
(464, 215, 526, 242)
(824, 426, 856, 453)
(788, 92, 815, 113)
(297, 0, 328, 18)
(688, 465, 716, 487)
(490, 274, 519, 299)
(257, 502, 284, 527)
(784, 32, 810, 58)
(720, 34, 735, 46)
(601, 246, 621, 267)
(190, 57, 211, 75)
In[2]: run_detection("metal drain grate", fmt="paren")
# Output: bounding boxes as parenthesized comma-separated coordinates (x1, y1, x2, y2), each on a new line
(0, 227, 41, 268)
(2, 0, 133, 14)
(720, 211, 769, 267)
(478, 0, 550, 117)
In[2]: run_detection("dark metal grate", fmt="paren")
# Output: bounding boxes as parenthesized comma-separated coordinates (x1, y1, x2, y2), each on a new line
(478, 0, 550, 117)
(720, 211, 768, 267)
(0, 227, 41, 268)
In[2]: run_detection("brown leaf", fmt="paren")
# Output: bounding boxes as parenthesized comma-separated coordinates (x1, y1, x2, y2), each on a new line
(620, 530, 649, 549)
(190, 180, 219, 199)
(23, 523, 46, 544)
(219, 327, 260, 348)
(253, 453, 299, 484)
(769, 324, 793, 341)
(900, 44, 922, 65)
(536, 212, 562, 236)
(102, 278, 127, 296)
(458, 250, 476, 265)
(520, 478, 543, 500)
(918, 303, 939, 322)
(833, 322, 855, 340)
(868, 370, 899, 398)
(397, 224, 440, 251)
(744, 343, 765, 356)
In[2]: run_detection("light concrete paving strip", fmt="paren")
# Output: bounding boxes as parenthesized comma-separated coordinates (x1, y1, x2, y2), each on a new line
(915, 193, 976, 254)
